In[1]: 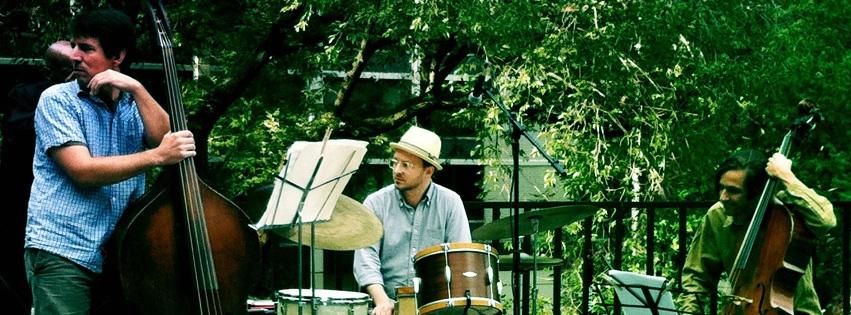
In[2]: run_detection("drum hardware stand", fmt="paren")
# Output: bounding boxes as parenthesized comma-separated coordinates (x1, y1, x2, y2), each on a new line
(462, 290, 472, 315)
(529, 218, 541, 315)
(484, 88, 568, 315)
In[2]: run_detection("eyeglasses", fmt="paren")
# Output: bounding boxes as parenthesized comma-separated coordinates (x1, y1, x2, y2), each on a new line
(388, 159, 418, 171)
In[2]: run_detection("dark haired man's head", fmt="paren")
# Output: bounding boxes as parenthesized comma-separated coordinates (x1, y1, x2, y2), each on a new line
(71, 9, 135, 69)
(69, 9, 136, 88)
(715, 149, 768, 215)
(715, 149, 768, 199)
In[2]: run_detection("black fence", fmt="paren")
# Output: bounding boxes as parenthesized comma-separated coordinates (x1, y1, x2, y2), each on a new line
(464, 201, 850, 315)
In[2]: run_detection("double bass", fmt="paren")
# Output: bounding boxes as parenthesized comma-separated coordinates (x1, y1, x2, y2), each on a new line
(113, 2, 260, 314)
(722, 105, 821, 315)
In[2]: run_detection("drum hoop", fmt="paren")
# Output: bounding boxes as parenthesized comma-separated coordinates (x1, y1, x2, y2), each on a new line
(413, 243, 498, 261)
(396, 286, 416, 297)
(418, 297, 503, 315)
(277, 297, 371, 305)
(276, 289, 370, 305)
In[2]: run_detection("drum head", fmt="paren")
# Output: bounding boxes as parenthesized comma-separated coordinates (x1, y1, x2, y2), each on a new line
(277, 289, 369, 303)
(414, 243, 497, 261)
(276, 289, 371, 315)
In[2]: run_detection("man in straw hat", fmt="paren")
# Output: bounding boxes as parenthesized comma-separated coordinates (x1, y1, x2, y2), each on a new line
(353, 125, 471, 315)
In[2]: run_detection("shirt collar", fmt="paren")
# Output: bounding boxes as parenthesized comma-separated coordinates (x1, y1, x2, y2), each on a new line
(722, 206, 752, 228)
(395, 181, 434, 209)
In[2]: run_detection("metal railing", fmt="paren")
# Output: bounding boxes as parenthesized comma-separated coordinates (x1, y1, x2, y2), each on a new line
(464, 201, 850, 315)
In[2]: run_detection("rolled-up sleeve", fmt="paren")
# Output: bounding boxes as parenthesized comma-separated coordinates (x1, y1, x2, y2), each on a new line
(353, 242, 384, 288)
(353, 195, 385, 289)
(778, 181, 836, 237)
(35, 87, 85, 153)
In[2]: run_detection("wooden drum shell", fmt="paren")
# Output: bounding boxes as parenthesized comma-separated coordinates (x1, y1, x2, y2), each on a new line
(413, 243, 502, 315)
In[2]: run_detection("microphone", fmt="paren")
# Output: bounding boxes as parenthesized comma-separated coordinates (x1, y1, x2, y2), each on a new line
(467, 75, 486, 106)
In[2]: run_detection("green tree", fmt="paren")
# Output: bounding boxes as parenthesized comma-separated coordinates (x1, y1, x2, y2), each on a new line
(3, 1, 848, 313)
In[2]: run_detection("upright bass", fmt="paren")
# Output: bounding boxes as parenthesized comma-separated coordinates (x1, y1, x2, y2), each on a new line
(113, 2, 260, 314)
(722, 105, 821, 315)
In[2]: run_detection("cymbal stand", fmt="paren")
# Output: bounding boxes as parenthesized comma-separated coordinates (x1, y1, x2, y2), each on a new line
(484, 88, 568, 314)
(530, 217, 540, 315)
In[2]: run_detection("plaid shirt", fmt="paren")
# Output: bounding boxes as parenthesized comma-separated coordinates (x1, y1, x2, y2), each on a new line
(25, 81, 146, 273)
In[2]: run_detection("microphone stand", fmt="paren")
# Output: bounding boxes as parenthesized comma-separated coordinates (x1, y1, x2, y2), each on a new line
(483, 88, 568, 315)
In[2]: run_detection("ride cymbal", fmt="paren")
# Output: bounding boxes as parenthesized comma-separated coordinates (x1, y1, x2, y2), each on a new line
(498, 253, 564, 271)
(275, 195, 382, 251)
(472, 205, 598, 240)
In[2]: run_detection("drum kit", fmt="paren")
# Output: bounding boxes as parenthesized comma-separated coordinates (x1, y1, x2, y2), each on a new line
(252, 194, 598, 315)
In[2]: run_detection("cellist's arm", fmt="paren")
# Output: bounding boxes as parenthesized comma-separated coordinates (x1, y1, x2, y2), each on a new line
(767, 153, 836, 236)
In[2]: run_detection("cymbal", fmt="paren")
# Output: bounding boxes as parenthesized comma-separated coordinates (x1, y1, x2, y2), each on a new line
(498, 253, 564, 271)
(273, 195, 382, 251)
(472, 205, 598, 240)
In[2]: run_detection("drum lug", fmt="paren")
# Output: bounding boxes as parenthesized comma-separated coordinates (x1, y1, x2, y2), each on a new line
(413, 277, 421, 294)
(442, 243, 452, 299)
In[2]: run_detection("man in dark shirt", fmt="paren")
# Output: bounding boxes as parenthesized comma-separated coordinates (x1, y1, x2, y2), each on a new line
(0, 40, 73, 315)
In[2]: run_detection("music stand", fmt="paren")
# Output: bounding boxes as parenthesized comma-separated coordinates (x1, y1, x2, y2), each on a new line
(253, 133, 368, 315)
(604, 270, 679, 315)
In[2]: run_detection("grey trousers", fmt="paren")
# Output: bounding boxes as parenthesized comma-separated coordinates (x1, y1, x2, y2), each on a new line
(24, 248, 96, 315)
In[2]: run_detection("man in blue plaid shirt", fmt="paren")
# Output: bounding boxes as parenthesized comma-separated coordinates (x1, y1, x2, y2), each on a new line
(24, 8, 195, 315)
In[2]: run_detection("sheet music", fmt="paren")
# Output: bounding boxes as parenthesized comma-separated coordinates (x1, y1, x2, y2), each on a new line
(254, 139, 367, 230)
(607, 270, 678, 315)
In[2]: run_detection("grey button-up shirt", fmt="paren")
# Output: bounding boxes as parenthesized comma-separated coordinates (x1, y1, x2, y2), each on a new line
(353, 182, 471, 300)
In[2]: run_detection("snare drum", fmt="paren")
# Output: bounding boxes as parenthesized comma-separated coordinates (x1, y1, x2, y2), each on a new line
(413, 243, 502, 315)
(276, 289, 370, 315)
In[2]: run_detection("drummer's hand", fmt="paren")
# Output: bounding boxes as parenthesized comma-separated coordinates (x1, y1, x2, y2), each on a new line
(372, 300, 394, 315)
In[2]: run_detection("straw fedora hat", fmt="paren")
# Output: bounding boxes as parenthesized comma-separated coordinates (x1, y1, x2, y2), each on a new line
(390, 126, 443, 171)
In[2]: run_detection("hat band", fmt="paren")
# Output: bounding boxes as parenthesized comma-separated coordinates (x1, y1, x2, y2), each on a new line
(398, 141, 438, 161)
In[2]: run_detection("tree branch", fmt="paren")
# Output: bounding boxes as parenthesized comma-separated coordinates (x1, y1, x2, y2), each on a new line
(188, 5, 328, 172)
(335, 35, 475, 138)
(337, 95, 468, 138)
(333, 35, 393, 117)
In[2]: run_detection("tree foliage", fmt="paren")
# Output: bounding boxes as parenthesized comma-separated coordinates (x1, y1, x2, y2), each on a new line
(2, 0, 849, 313)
